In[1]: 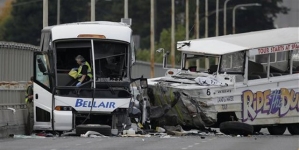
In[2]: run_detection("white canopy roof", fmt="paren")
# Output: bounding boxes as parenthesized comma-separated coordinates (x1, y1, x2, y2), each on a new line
(43, 21, 132, 42)
(177, 27, 299, 55)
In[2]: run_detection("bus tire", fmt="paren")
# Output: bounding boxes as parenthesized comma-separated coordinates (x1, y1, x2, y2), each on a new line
(220, 121, 253, 136)
(76, 124, 112, 136)
(267, 125, 286, 135)
(253, 126, 262, 133)
(287, 124, 299, 135)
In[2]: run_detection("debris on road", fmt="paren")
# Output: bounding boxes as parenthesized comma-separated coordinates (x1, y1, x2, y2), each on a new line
(156, 127, 166, 133)
(61, 131, 77, 136)
(11, 134, 46, 139)
(121, 134, 151, 137)
(80, 131, 107, 138)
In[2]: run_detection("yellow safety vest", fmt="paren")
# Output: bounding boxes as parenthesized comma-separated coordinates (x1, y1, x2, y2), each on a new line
(77, 61, 93, 80)
(25, 85, 33, 103)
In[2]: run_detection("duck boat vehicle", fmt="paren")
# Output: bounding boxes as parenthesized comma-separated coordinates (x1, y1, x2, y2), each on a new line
(147, 27, 299, 135)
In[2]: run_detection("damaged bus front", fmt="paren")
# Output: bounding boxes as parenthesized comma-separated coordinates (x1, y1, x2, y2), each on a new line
(32, 21, 149, 135)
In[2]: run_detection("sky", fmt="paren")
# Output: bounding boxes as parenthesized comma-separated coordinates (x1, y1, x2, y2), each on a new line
(0, 0, 5, 7)
(275, 0, 299, 28)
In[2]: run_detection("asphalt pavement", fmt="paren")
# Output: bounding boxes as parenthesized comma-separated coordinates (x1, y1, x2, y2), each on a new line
(0, 129, 298, 150)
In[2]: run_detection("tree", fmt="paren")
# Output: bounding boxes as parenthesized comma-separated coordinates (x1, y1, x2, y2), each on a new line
(0, 0, 289, 48)
(1, 0, 89, 45)
(136, 24, 186, 64)
(0, 0, 12, 40)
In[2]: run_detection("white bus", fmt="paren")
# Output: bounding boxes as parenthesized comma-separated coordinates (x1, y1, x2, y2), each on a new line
(32, 20, 149, 135)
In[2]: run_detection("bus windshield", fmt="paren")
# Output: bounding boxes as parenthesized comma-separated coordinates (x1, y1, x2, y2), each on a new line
(55, 40, 128, 87)
(94, 41, 128, 79)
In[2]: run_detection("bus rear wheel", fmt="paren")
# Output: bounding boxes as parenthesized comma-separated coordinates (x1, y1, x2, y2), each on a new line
(287, 124, 299, 135)
(267, 125, 286, 135)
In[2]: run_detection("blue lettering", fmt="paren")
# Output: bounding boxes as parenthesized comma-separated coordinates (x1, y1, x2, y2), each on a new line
(75, 99, 83, 107)
(98, 102, 106, 108)
(105, 102, 109, 108)
(76, 99, 116, 108)
(88, 101, 92, 107)
(83, 101, 87, 107)
(109, 102, 115, 108)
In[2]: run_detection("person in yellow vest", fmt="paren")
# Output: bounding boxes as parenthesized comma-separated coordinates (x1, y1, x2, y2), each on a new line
(25, 76, 34, 135)
(68, 55, 93, 87)
(25, 76, 34, 103)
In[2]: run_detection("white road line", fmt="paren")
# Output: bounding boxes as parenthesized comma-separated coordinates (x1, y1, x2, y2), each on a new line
(201, 141, 207, 142)
(182, 148, 187, 150)
(188, 145, 193, 148)
(87, 141, 92, 143)
(50, 149, 56, 150)
(194, 143, 200, 145)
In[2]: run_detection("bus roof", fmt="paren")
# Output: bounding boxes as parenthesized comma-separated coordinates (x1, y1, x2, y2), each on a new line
(42, 21, 132, 42)
(177, 27, 299, 55)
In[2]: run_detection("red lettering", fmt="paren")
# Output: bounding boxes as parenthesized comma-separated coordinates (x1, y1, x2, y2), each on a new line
(270, 47, 274, 53)
(258, 48, 269, 54)
(279, 45, 284, 51)
(291, 44, 299, 50)
(285, 45, 291, 50)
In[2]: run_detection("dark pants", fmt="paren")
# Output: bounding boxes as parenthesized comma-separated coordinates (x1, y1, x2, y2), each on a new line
(26, 102, 34, 135)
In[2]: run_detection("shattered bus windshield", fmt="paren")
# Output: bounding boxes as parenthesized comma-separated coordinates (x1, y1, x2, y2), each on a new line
(55, 40, 128, 88)
(94, 41, 128, 79)
(220, 52, 244, 73)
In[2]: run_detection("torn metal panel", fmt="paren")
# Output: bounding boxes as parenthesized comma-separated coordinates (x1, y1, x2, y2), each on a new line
(148, 81, 216, 129)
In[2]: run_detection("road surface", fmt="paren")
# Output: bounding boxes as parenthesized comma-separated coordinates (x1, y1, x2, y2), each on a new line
(1, 130, 298, 150)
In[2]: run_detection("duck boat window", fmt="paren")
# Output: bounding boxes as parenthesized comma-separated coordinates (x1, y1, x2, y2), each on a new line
(219, 51, 245, 74)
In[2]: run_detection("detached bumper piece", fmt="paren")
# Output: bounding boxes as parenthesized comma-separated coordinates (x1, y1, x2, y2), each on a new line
(76, 124, 112, 136)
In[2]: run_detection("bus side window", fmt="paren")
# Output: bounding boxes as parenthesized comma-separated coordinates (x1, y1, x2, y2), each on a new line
(292, 50, 299, 73)
(35, 54, 50, 88)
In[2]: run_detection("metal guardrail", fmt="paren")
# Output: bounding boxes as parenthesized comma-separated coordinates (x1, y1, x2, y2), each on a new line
(0, 41, 38, 106)
(0, 103, 27, 110)
(0, 41, 39, 51)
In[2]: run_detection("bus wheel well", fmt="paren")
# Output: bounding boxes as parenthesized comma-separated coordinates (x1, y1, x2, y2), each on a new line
(214, 112, 238, 128)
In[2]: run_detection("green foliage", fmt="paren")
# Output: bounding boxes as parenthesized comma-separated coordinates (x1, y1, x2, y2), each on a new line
(137, 24, 187, 64)
(0, 0, 12, 40)
(1, 0, 89, 45)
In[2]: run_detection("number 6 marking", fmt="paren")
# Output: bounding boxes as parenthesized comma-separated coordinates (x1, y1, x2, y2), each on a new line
(207, 89, 210, 95)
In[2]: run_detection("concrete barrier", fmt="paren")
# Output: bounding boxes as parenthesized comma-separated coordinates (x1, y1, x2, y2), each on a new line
(0, 108, 28, 138)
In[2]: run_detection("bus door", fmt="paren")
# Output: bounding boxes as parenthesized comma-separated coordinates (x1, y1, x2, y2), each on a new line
(33, 52, 53, 130)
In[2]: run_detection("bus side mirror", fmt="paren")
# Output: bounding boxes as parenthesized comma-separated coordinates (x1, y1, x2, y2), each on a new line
(37, 58, 47, 73)
(132, 50, 136, 65)
(140, 77, 148, 89)
(156, 48, 170, 69)
(163, 51, 170, 69)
